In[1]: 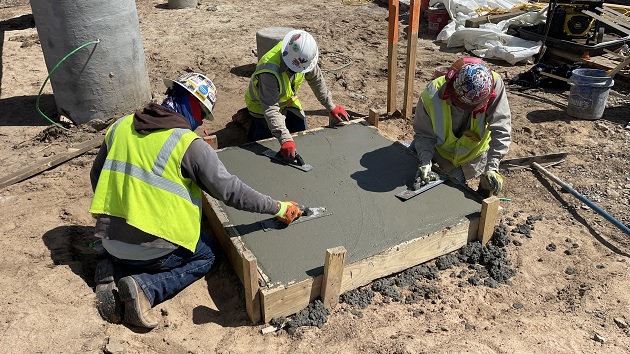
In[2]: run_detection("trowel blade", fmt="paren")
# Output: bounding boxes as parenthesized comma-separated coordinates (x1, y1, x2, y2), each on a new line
(260, 206, 332, 232)
(261, 149, 313, 172)
(396, 178, 445, 201)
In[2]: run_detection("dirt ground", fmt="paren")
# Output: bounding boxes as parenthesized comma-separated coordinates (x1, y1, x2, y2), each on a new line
(1, 1, 630, 353)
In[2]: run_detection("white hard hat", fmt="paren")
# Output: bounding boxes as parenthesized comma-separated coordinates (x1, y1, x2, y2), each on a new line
(281, 30, 319, 73)
(164, 72, 217, 120)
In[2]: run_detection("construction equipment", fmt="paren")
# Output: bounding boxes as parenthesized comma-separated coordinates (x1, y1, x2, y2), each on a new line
(396, 175, 446, 201)
(500, 153, 630, 236)
(262, 148, 313, 172)
(260, 205, 332, 231)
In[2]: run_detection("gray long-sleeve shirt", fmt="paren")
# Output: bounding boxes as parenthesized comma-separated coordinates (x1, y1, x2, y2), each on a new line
(90, 106, 280, 259)
(412, 76, 511, 180)
(253, 61, 336, 144)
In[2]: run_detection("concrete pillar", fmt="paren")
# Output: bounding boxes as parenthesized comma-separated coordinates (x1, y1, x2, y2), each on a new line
(30, 0, 151, 125)
(255, 27, 295, 62)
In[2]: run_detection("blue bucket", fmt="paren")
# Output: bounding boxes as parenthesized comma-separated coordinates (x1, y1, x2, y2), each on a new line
(567, 69, 614, 120)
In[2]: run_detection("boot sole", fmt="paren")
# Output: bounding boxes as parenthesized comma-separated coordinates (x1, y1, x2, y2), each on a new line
(118, 277, 158, 329)
(95, 282, 122, 324)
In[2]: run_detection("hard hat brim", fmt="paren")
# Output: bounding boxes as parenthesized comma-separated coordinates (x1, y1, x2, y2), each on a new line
(163, 77, 215, 121)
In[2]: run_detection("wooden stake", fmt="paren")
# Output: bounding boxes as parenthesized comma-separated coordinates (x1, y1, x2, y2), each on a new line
(402, 0, 420, 119)
(387, 0, 399, 114)
(367, 109, 380, 128)
(242, 250, 261, 324)
(477, 196, 500, 246)
(321, 246, 346, 309)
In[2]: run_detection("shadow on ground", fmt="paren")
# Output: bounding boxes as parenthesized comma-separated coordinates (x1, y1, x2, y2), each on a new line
(42, 225, 100, 286)
(0, 94, 56, 126)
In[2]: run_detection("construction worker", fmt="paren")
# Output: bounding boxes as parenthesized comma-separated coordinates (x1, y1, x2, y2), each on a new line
(245, 29, 350, 159)
(89, 72, 302, 329)
(412, 58, 511, 197)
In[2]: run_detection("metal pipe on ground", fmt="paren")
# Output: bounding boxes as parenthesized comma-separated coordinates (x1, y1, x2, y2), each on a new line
(532, 162, 630, 236)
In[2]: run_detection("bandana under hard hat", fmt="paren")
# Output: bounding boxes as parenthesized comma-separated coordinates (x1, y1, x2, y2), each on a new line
(452, 63, 493, 107)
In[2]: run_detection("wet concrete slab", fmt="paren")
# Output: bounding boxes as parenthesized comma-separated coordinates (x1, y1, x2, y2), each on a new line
(213, 123, 482, 286)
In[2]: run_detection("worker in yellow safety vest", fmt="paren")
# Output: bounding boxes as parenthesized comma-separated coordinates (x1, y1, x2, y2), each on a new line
(89, 72, 302, 329)
(245, 29, 350, 159)
(411, 58, 512, 197)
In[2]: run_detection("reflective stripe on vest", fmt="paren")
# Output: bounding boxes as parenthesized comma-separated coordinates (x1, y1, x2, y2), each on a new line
(245, 41, 305, 115)
(421, 72, 499, 167)
(89, 114, 202, 252)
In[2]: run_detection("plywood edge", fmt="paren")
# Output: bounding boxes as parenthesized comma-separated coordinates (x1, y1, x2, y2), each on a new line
(201, 193, 247, 284)
(260, 216, 478, 322)
(340, 218, 475, 293)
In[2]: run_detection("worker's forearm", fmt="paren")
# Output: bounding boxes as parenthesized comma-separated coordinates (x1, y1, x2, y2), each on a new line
(305, 65, 335, 111)
(412, 98, 436, 166)
(90, 142, 108, 191)
(182, 140, 278, 214)
(258, 73, 292, 143)
(485, 77, 512, 171)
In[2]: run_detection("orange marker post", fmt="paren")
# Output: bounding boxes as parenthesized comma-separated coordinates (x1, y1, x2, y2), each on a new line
(387, 0, 399, 115)
(403, 0, 420, 119)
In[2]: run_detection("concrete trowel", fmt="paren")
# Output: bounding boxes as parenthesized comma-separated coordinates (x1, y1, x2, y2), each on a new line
(262, 149, 313, 172)
(260, 205, 332, 231)
(396, 175, 446, 201)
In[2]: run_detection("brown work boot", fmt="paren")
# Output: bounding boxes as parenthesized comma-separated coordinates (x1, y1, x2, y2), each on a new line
(94, 259, 122, 324)
(118, 276, 158, 329)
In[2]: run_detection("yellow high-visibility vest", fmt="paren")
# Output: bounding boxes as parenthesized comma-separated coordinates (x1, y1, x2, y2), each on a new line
(89, 114, 202, 252)
(420, 72, 500, 167)
(245, 41, 305, 115)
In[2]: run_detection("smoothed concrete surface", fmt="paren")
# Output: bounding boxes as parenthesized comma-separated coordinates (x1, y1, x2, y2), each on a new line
(214, 123, 482, 286)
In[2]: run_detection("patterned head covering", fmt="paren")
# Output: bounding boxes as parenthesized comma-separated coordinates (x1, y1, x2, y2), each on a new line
(452, 63, 493, 107)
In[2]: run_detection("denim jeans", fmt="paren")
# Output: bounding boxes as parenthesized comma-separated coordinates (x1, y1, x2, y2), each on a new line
(114, 232, 218, 306)
(247, 109, 308, 142)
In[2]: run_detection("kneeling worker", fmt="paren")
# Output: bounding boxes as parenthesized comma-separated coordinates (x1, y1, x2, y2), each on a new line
(412, 58, 512, 197)
(245, 29, 350, 159)
(90, 72, 302, 329)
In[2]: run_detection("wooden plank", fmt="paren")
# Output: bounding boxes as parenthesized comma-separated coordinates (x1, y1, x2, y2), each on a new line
(464, 10, 525, 28)
(201, 194, 246, 285)
(0, 134, 104, 189)
(260, 218, 478, 321)
(387, 0, 399, 114)
(597, 7, 630, 28)
(582, 10, 630, 36)
(367, 108, 380, 128)
(242, 250, 262, 324)
(261, 276, 322, 323)
(340, 218, 476, 293)
(402, 0, 420, 119)
(477, 196, 499, 246)
(321, 246, 346, 309)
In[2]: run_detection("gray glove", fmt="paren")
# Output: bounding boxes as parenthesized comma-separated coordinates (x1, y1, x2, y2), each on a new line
(413, 164, 438, 190)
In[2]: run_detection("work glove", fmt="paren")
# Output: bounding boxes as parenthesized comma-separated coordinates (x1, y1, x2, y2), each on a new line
(275, 201, 302, 225)
(481, 170, 504, 196)
(330, 105, 350, 123)
(280, 140, 296, 159)
(413, 164, 438, 190)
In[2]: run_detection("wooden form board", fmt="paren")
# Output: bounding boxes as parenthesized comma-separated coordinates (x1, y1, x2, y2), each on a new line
(201, 119, 501, 324)
(464, 10, 526, 28)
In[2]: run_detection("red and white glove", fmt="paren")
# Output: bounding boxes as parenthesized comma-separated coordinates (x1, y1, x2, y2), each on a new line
(280, 140, 296, 159)
(330, 105, 350, 122)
